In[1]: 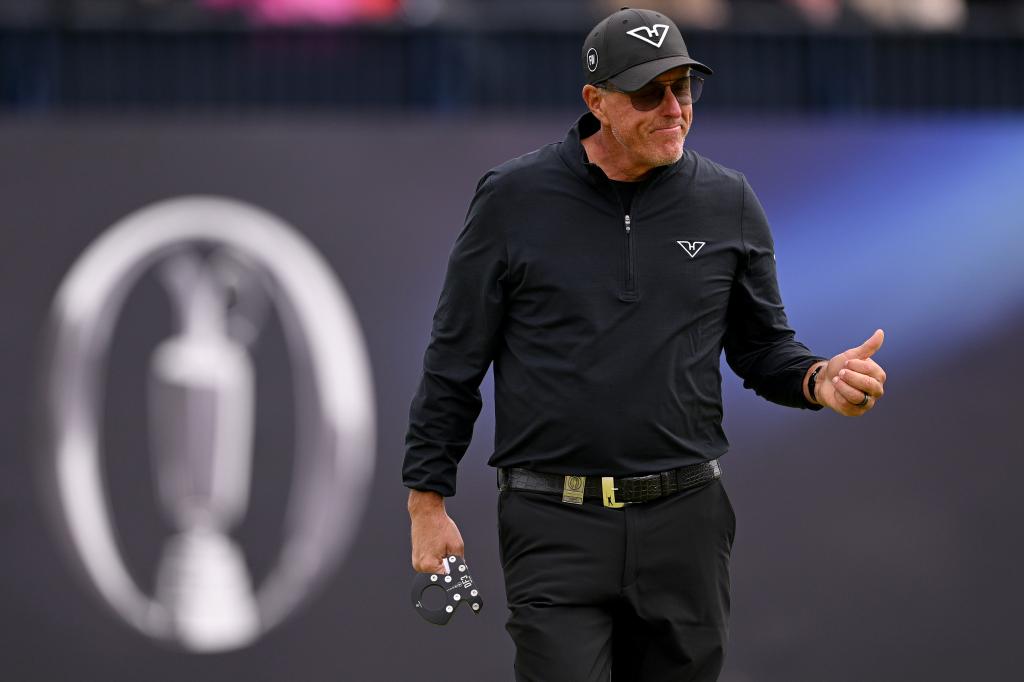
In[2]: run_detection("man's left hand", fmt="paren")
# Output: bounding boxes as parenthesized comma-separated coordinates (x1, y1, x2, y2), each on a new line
(814, 329, 887, 416)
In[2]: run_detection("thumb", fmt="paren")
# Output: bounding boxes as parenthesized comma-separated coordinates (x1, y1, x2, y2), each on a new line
(848, 328, 885, 359)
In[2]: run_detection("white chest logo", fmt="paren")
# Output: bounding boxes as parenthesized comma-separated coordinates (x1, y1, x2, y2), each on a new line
(677, 240, 706, 258)
(627, 24, 670, 48)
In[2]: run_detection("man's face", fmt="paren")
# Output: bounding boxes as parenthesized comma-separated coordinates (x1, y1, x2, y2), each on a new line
(598, 66, 693, 171)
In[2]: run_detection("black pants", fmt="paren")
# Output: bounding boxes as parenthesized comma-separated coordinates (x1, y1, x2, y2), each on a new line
(497, 477, 736, 682)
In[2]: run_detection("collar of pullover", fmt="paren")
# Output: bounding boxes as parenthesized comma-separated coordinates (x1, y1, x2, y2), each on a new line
(559, 112, 687, 190)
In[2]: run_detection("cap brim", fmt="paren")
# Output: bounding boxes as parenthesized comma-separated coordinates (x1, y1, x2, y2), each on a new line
(607, 55, 713, 92)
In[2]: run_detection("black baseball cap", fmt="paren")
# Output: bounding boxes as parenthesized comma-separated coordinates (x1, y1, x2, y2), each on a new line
(582, 7, 712, 91)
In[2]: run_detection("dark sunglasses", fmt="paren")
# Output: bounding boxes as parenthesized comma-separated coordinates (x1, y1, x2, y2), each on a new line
(597, 74, 705, 111)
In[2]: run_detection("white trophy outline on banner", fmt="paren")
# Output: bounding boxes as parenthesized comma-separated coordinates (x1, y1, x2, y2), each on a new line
(40, 196, 376, 652)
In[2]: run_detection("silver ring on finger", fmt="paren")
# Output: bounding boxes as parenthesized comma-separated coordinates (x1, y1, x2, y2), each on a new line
(857, 393, 870, 408)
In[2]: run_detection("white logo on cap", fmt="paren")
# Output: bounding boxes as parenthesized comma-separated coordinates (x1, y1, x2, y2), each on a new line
(587, 48, 599, 72)
(627, 24, 670, 48)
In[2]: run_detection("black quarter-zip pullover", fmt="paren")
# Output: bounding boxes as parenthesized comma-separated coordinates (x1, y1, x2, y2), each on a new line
(404, 113, 824, 497)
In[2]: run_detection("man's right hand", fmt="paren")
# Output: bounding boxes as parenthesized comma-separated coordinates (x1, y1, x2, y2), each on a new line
(408, 489, 466, 574)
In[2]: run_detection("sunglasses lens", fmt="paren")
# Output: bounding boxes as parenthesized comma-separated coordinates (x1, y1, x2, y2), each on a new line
(631, 88, 664, 111)
(628, 76, 703, 111)
(670, 79, 691, 101)
(689, 76, 703, 104)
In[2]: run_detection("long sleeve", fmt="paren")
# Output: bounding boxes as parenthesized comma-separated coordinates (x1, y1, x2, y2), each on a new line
(402, 172, 509, 496)
(723, 175, 825, 409)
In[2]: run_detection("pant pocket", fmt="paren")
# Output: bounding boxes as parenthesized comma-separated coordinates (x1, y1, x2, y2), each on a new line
(719, 480, 737, 545)
(497, 490, 508, 570)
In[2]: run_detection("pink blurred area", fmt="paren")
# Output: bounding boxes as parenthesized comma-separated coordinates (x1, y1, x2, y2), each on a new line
(202, 0, 399, 25)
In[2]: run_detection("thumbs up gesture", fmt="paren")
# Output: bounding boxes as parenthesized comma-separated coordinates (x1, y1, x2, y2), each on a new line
(812, 329, 887, 416)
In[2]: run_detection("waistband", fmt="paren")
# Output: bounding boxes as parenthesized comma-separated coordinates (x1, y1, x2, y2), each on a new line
(497, 459, 722, 508)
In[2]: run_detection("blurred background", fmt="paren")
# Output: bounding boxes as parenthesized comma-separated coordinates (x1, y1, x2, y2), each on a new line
(1, 1, 1023, 681)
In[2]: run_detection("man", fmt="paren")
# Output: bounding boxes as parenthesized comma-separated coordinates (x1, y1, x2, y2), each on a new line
(403, 7, 887, 681)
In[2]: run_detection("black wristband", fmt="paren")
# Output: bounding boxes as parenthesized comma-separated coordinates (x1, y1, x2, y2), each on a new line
(807, 363, 825, 405)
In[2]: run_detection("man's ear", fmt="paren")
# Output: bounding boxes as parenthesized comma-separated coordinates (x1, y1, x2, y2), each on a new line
(582, 85, 608, 126)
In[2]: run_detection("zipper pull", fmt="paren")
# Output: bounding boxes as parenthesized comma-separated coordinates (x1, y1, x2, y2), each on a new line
(625, 214, 631, 233)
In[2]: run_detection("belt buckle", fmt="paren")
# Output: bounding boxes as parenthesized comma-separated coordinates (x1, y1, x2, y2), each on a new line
(601, 477, 626, 508)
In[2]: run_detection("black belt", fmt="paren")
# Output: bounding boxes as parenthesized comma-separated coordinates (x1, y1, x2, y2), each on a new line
(497, 460, 722, 508)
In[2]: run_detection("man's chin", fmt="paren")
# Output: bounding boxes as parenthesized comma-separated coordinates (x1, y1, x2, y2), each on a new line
(650, 131, 685, 163)
(650, 144, 684, 167)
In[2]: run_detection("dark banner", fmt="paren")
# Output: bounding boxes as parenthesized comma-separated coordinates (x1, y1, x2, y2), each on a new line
(1, 115, 1022, 681)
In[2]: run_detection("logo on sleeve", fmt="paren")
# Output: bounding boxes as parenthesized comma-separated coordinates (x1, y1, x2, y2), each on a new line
(627, 24, 670, 48)
(676, 240, 706, 258)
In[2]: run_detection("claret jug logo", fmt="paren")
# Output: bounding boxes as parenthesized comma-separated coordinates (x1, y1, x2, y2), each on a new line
(39, 196, 376, 652)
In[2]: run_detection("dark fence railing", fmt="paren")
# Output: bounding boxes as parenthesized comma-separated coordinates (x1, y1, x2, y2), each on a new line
(2, 27, 1022, 113)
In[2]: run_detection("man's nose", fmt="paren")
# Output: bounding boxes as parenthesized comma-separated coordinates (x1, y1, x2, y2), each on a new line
(658, 85, 682, 116)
